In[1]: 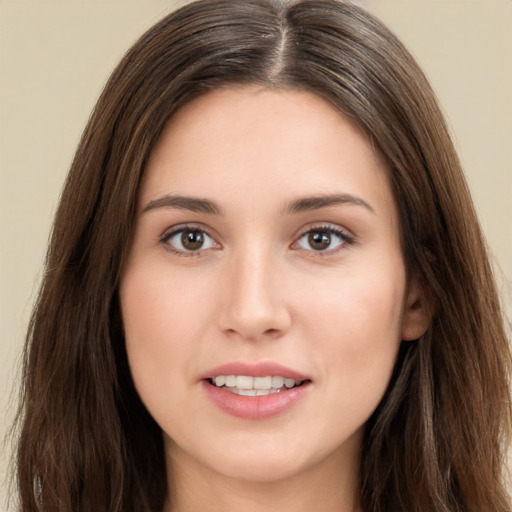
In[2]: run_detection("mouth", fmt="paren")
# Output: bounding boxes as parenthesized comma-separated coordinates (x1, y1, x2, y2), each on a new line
(208, 375, 309, 396)
(201, 362, 312, 419)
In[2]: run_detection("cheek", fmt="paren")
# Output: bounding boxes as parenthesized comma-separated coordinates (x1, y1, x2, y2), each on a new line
(302, 263, 404, 340)
(119, 261, 214, 409)
(299, 263, 405, 409)
(121, 258, 215, 343)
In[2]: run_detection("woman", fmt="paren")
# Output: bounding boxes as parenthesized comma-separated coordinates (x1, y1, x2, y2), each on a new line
(14, 0, 511, 511)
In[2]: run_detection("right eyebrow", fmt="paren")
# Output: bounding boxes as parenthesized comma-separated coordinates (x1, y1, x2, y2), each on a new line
(142, 194, 222, 215)
(286, 193, 375, 215)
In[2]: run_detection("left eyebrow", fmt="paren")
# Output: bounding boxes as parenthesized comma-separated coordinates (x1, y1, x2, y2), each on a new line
(142, 194, 222, 215)
(286, 193, 375, 215)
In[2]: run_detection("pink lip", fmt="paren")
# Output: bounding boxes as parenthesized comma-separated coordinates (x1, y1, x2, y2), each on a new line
(200, 361, 309, 381)
(199, 361, 312, 420)
(202, 380, 311, 420)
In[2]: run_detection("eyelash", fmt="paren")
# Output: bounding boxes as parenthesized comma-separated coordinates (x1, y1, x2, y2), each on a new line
(159, 223, 355, 258)
(160, 224, 218, 257)
(293, 225, 356, 257)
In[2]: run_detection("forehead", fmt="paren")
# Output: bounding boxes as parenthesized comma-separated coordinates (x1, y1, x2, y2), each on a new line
(140, 87, 395, 218)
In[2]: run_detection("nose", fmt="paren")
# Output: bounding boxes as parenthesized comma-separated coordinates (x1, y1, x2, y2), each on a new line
(217, 246, 291, 342)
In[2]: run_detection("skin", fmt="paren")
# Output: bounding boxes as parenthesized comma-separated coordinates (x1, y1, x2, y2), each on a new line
(120, 87, 430, 512)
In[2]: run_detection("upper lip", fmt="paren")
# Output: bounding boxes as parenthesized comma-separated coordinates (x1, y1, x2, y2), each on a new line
(200, 361, 310, 381)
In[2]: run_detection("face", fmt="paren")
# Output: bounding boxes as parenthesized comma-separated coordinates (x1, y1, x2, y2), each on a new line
(120, 88, 427, 485)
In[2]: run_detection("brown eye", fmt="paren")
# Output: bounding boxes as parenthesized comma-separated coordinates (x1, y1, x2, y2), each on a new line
(181, 230, 204, 250)
(162, 227, 217, 255)
(294, 226, 350, 253)
(307, 231, 331, 251)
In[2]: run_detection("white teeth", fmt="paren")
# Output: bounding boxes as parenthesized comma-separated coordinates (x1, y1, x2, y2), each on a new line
(237, 389, 280, 397)
(238, 389, 258, 396)
(253, 376, 272, 390)
(284, 378, 296, 388)
(214, 375, 226, 386)
(236, 375, 254, 389)
(225, 375, 236, 387)
(210, 374, 303, 394)
(271, 376, 284, 388)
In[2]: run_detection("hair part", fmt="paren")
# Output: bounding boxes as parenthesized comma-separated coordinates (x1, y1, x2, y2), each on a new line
(13, 1, 511, 511)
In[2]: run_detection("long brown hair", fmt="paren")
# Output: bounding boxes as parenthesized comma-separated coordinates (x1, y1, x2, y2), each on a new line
(14, 1, 511, 511)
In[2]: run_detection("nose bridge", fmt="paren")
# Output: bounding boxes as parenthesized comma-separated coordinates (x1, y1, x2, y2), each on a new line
(219, 239, 290, 340)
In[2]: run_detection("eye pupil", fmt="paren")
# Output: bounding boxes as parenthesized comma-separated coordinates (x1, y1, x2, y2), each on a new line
(181, 230, 204, 250)
(308, 231, 331, 250)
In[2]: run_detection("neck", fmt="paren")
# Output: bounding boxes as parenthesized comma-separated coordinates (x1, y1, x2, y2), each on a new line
(163, 437, 362, 512)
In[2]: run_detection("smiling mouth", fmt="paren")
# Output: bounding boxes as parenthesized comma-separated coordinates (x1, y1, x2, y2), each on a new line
(208, 375, 308, 396)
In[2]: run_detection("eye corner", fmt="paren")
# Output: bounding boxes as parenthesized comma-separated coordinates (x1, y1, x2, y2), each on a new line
(291, 224, 356, 256)
(159, 223, 221, 257)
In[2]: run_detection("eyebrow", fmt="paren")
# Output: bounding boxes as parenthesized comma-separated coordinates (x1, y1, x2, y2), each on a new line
(142, 192, 375, 216)
(143, 194, 222, 215)
(286, 193, 375, 215)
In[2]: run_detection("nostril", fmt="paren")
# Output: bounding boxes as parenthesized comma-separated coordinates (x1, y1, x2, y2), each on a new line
(217, 294, 292, 341)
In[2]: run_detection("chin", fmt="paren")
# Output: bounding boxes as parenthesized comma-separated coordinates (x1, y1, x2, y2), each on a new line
(210, 457, 310, 484)
(166, 426, 361, 486)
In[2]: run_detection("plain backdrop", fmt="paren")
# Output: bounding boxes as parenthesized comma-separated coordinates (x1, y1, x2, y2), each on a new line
(1, 1, 511, 509)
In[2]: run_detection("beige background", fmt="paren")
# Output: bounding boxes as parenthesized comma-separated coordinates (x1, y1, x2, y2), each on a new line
(1, 1, 511, 509)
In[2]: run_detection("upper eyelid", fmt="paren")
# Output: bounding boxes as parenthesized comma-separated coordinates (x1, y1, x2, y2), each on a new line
(293, 222, 354, 241)
(291, 224, 356, 253)
(160, 222, 352, 236)
(159, 224, 220, 252)
(158, 222, 355, 249)
(160, 225, 220, 257)
(160, 223, 215, 239)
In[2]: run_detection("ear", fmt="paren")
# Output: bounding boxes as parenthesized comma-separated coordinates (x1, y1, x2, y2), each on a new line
(401, 277, 431, 341)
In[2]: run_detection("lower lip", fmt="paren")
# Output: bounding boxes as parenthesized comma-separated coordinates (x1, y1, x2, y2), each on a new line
(202, 380, 311, 420)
